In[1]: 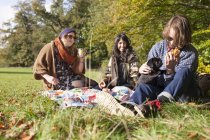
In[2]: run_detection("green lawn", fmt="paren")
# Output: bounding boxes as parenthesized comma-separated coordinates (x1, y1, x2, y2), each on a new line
(0, 67, 209, 140)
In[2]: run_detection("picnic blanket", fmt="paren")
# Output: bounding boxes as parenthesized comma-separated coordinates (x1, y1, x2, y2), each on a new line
(42, 87, 135, 116)
(111, 86, 134, 101)
(42, 88, 98, 108)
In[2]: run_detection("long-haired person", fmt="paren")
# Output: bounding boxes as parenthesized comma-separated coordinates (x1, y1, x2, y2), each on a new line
(99, 33, 139, 91)
(130, 15, 201, 106)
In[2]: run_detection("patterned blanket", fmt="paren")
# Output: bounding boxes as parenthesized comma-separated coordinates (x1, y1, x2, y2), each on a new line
(42, 88, 99, 108)
(42, 87, 135, 116)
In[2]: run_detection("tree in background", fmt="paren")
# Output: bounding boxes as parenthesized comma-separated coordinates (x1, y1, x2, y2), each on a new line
(0, 0, 209, 72)
(86, 0, 210, 71)
(2, 1, 35, 66)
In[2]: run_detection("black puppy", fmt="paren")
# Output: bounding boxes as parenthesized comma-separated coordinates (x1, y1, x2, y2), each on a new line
(137, 57, 162, 85)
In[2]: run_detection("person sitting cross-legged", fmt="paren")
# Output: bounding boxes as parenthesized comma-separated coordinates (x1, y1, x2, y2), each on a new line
(33, 28, 98, 90)
(126, 15, 202, 117)
(98, 33, 139, 92)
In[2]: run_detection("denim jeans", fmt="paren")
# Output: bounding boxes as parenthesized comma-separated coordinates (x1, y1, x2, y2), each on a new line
(129, 68, 200, 105)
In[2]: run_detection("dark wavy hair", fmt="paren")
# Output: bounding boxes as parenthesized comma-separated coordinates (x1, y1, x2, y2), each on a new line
(113, 33, 133, 59)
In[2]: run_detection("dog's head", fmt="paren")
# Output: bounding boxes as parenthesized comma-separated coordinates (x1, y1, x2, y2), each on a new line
(147, 57, 162, 73)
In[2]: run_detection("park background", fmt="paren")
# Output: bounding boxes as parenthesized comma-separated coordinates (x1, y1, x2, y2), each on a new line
(0, 0, 210, 139)
(0, 0, 210, 72)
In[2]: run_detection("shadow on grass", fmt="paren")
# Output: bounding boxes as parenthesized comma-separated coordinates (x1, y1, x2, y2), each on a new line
(0, 71, 32, 74)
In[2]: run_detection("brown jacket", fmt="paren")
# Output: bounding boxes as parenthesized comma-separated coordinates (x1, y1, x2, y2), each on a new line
(104, 53, 139, 89)
(33, 42, 83, 90)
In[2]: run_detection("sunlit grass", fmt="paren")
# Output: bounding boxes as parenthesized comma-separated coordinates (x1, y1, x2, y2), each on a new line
(85, 68, 105, 82)
(0, 67, 209, 139)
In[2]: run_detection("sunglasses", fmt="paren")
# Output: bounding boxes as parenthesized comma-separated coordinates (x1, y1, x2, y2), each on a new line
(64, 34, 77, 40)
(166, 37, 174, 42)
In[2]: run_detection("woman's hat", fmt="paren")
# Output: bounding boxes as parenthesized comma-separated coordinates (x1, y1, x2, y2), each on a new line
(59, 28, 76, 38)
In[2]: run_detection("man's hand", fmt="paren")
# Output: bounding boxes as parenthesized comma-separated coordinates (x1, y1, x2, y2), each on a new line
(166, 51, 179, 74)
(139, 62, 152, 74)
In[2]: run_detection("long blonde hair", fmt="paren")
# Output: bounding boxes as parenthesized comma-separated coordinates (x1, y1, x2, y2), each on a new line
(162, 15, 192, 48)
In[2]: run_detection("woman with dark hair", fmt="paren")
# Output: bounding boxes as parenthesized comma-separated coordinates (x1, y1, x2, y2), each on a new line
(98, 33, 139, 91)
(129, 15, 201, 107)
(33, 28, 98, 90)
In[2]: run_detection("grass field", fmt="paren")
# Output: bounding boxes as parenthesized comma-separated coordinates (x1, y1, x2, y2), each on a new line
(0, 67, 210, 140)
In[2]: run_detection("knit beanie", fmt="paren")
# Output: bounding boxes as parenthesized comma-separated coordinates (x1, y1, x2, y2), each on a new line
(59, 28, 76, 38)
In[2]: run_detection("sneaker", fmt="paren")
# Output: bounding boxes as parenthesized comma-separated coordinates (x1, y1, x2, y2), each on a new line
(95, 91, 135, 117)
(157, 91, 175, 103)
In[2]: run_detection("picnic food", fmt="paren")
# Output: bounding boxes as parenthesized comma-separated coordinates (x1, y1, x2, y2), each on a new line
(78, 48, 87, 57)
(78, 48, 84, 56)
(171, 47, 180, 57)
(55, 90, 64, 95)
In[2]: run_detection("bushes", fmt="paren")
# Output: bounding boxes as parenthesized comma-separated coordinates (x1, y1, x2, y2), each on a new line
(193, 28, 210, 73)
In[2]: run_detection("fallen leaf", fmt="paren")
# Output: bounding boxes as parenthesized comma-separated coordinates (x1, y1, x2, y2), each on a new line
(51, 126, 58, 131)
(21, 135, 34, 140)
(187, 132, 198, 139)
(20, 129, 35, 140)
(0, 112, 4, 117)
(18, 124, 27, 129)
(10, 99, 17, 104)
(188, 102, 196, 106)
(0, 123, 5, 129)
(11, 118, 17, 126)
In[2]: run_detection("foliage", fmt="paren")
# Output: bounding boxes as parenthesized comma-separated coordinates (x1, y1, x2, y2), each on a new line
(192, 28, 210, 73)
(0, 67, 210, 139)
(0, 0, 93, 67)
(86, 0, 210, 65)
(193, 29, 210, 63)
(0, 0, 209, 69)
(197, 58, 210, 73)
(86, 42, 108, 68)
(2, 1, 35, 66)
(0, 48, 9, 67)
